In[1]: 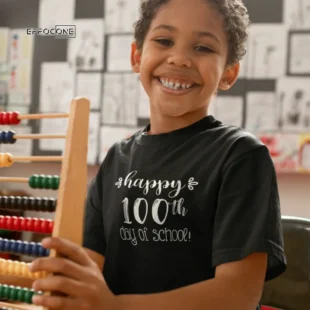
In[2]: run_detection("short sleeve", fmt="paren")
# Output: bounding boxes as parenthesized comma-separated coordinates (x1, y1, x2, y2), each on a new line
(212, 145, 287, 281)
(83, 164, 106, 257)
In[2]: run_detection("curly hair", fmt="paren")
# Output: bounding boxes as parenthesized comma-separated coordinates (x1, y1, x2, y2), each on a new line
(133, 0, 250, 66)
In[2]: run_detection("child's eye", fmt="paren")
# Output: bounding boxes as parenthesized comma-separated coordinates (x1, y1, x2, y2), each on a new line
(195, 46, 213, 53)
(155, 39, 173, 47)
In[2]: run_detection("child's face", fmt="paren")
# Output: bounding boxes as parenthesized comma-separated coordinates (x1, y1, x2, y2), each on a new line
(131, 0, 239, 119)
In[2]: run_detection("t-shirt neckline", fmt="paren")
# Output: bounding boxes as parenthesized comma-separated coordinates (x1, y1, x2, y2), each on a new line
(136, 115, 218, 146)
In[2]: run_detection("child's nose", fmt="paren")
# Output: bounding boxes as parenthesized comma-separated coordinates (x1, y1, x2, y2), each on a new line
(166, 49, 192, 68)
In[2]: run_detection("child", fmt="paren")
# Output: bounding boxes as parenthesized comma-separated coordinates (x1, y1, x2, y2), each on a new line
(29, 0, 287, 309)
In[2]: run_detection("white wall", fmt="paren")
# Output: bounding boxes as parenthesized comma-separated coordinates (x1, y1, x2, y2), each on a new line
(1, 163, 310, 218)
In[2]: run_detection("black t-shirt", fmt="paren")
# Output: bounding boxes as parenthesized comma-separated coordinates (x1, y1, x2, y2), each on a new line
(83, 115, 287, 307)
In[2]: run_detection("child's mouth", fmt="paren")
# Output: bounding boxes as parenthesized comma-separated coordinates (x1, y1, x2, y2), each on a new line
(156, 77, 197, 91)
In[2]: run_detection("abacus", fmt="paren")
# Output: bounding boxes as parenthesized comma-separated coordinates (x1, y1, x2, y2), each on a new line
(0, 97, 90, 310)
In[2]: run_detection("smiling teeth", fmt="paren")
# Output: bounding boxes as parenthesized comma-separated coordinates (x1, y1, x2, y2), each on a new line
(159, 78, 194, 90)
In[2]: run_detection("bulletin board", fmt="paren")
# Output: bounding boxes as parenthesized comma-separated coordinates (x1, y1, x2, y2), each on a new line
(0, 0, 309, 173)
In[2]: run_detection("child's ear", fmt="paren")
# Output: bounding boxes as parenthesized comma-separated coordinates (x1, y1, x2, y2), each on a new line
(218, 62, 240, 91)
(131, 41, 142, 73)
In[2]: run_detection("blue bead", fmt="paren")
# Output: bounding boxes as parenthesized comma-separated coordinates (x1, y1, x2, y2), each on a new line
(45, 248, 50, 256)
(3, 239, 10, 252)
(14, 240, 22, 253)
(0, 238, 4, 251)
(8, 240, 14, 252)
(7, 131, 16, 144)
(24, 242, 31, 255)
(17, 242, 25, 254)
(0, 131, 6, 144)
(37, 245, 45, 257)
(29, 242, 36, 256)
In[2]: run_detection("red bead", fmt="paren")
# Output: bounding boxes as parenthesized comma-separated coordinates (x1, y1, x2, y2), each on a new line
(12, 216, 20, 230)
(6, 216, 13, 230)
(26, 217, 35, 231)
(34, 218, 42, 232)
(4, 216, 11, 229)
(10, 111, 20, 125)
(20, 217, 27, 231)
(48, 220, 54, 233)
(0, 112, 4, 124)
(3, 112, 11, 125)
(0, 216, 5, 228)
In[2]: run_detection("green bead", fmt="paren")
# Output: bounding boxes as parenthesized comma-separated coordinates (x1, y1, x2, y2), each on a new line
(52, 175, 60, 190)
(3, 284, 9, 299)
(24, 289, 34, 304)
(17, 287, 26, 302)
(9, 285, 18, 301)
(0, 284, 4, 298)
(34, 175, 43, 189)
(41, 175, 50, 189)
(6, 285, 12, 300)
(28, 174, 38, 188)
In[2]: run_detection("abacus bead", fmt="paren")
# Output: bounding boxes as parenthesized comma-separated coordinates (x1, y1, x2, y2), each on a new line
(6, 217, 13, 230)
(26, 218, 35, 231)
(41, 176, 49, 189)
(24, 242, 31, 255)
(2, 196, 9, 209)
(0, 112, 4, 124)
(49, 198, 57, 212)
(17, 287, 26, 302)
(0, 216, 5, 228)
(33, 218, 41, 232)
(0, 284, 4, 298)
(28, 175, 37, 188)
(24, 289, 34, 304)
(0, 131, 6, 143)
(8, 196, 16, 210)
(4, 216, 11, 229)
(48, 220, 53, 233)
(20, 217, 27, 230)
(2, 284, 9, 299)
(13, 216, 20, 230)
(2, 239, 9, 252)
(12, 240, 20, 253)
(6, 131, 16, 144)
(34, 197, 42, 211)
(0, 196, 4, 208)
(9, 285, 17, 301)
(17, 241, 25, 253)
(51, 175, 60, 190)
(3, 113, 11, 124)
(10, 111, 20, 125)
(37, 244, 44, 256)
(0, 238, 4, 251)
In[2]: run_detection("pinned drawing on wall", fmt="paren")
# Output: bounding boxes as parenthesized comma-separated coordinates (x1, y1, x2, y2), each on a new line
(102, 73, 139, 126)
(39, 62, 75, 113)
(259, 134, 299, 172)
(67, 19, 105, 71)
(106, 34, 133, 72)
(38, 0, 75, 29)
(105, 0, 141, 33)
(76, 72, 102, 110)
(247, 25, 287, 78)
(284, 0, 310, 29)
(212, 95, 243, 127)
(7, 29, 34, 106)
(245, 92, 278, 133)
(288, 31, 310, 76)
(0, 28, 9, 63)
(299, 134, 310, 171)
(277, 78, 310, 132)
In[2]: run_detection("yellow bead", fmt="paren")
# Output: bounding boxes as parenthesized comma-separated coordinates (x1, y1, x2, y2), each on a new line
(21, 262, 28, 277)
(0, 153, 13, 168)
(7, 260, 14, 275)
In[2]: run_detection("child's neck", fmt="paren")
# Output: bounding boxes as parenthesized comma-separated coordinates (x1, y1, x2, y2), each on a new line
(148, 107, 208, 135)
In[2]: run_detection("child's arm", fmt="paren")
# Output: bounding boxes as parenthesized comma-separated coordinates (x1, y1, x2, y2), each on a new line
(116, 252, 267, 310)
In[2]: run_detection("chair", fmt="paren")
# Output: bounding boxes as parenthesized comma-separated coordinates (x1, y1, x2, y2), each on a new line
(260, 216, 310, 310)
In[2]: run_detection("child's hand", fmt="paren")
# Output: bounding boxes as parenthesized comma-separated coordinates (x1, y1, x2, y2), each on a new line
(29, 237, 114, 310)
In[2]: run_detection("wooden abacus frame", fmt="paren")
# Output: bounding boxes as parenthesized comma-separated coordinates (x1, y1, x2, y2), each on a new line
(0, 97, 90, 310)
